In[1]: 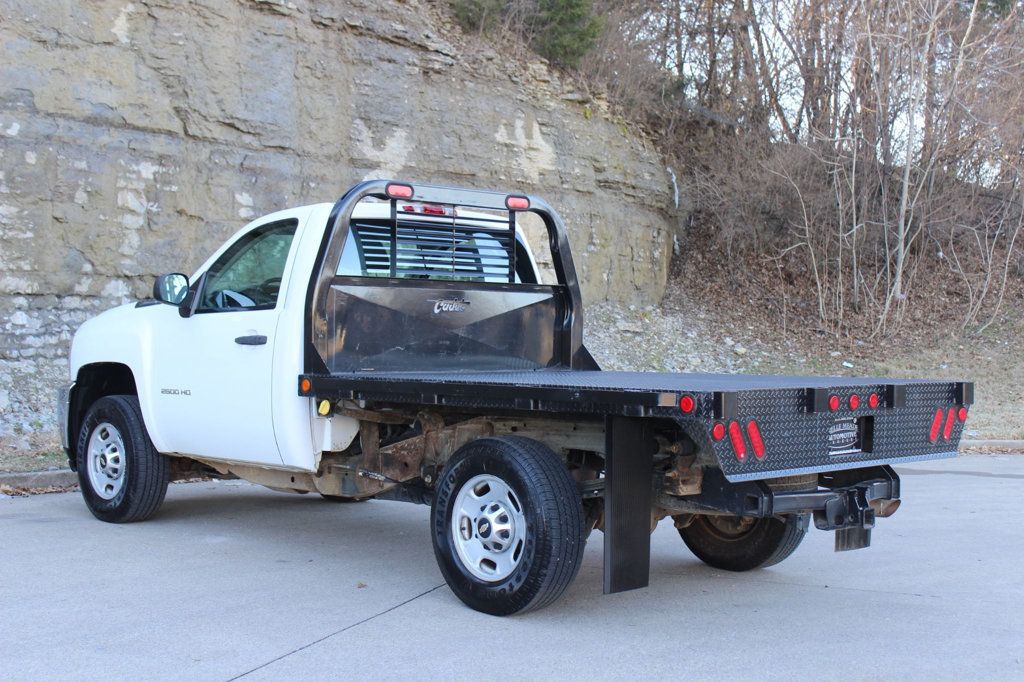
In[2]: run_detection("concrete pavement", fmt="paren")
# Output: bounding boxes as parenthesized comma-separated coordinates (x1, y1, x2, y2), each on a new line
(2, 454, 1023, 680)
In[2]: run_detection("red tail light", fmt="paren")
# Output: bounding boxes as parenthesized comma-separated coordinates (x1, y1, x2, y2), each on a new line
(386, 183, 414, 199)
(711, 422, 726, 441)
(868, 393, 879, 409)
(746, 421, 766, 459)
(958, 407, 968, 421)
(828, 395, 840, 411)
(928, 408, 944, 442)
(679, 394, 696, 414)
(849, 394, 861, 410)
(728, 421, 747, 461)
(942, 408, 955, 440)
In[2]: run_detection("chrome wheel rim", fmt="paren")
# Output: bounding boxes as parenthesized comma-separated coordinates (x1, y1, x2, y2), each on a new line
(451, 474, 527, 582)
(86, 422, 126, 500)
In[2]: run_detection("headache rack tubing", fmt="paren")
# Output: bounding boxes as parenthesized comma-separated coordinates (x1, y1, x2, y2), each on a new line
(302, 179, 590, 376)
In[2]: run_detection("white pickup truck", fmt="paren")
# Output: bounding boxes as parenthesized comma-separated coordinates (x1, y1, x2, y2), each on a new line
(60, 180, 971, 615)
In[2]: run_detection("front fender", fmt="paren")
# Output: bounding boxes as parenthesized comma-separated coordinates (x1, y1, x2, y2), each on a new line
(69, 301, 176, 452)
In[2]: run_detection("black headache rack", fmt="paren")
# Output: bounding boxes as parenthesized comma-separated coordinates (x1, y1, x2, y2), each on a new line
(299, 180, 973, 595)
(303, 179, 593, 377)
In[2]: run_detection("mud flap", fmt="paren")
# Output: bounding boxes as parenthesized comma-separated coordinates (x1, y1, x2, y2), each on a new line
(603, 416, 656, 594)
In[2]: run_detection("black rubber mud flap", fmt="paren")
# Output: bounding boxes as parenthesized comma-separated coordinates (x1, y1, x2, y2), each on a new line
(603, 416, 655, 594)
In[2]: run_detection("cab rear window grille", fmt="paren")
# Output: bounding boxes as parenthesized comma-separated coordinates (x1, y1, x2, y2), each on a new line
(348, 202, 517, 282)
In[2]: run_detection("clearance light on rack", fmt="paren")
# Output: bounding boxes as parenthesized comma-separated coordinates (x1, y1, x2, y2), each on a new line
(385, 183, 414, 199)
(679, 394, 696, 414)
(829, 395, 841, 412)
(711, 422, 726, 442)
(868, 392, 880, 409)
(506, 195, 530, 211)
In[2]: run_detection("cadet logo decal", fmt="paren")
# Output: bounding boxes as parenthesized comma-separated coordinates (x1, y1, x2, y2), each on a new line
(428, 297, 470, 314)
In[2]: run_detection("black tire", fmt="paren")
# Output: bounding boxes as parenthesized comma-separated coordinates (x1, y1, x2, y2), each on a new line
(431, 436, 585, 616)
(76, 395, 170, 523)
(319, 493, 369, 503)
(679, 513, 809, 571)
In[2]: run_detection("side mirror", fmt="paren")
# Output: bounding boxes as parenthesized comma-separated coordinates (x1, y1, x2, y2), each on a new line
(153, 273, 189, 306)
(178, 271, 206, 319)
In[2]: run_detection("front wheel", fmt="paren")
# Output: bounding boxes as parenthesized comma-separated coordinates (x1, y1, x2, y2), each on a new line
(431, 436, 586, 616)
(678, 513, 808, 571)
(76, 395, 170, 523)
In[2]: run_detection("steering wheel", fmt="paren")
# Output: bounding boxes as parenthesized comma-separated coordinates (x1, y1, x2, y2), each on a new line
(255, 277, 282, 302)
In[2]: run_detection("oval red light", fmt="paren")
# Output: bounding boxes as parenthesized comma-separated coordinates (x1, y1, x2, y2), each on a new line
(943, 408, 955, 440)
(506, 195, 530, 211)
(385, 183, 414, 199)
(728, 421, 747, 461)
(679, 394, 696, 414)
(829, 395, 840, 411)
(746, 421, 766, 459)
(868, 393, 879, 409)
(711, 422, 726, 441)
(958, 407, 968, 421)
(849, 394, 861, 410)
(928, 408, 944, 442)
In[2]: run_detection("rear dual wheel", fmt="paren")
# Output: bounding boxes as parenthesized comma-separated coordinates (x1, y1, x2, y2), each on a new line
(678, 513, 809, 571)
(431, 436, 586, 616)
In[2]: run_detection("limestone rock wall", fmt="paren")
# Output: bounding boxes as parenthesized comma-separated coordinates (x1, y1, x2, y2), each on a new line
(0, 0, 677, 436)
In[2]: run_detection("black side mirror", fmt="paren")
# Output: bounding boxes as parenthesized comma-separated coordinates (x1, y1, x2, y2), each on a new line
(153, 273, 189, 305)
(177, 271, 206, 318)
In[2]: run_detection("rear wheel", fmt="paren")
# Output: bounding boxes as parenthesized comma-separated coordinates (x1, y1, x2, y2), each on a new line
(678, 513, 808, 571)
(431, 436, 585, 615)
(76, 395, 170, 523)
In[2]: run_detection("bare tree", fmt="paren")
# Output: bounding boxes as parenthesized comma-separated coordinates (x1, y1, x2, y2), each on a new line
(582, 0, 1024, 337)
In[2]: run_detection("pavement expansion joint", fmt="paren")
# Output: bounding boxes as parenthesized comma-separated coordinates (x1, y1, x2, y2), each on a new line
(226, 584, 446, 680)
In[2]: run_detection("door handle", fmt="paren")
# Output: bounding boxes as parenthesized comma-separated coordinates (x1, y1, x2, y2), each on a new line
(234, 335, 267, 346)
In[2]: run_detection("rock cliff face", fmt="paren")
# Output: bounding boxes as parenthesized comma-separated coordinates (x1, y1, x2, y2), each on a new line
(0, 0, 677, 437)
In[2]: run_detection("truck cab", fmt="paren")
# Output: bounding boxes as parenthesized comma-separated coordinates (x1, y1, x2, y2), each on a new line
(66, 197, 545, 472)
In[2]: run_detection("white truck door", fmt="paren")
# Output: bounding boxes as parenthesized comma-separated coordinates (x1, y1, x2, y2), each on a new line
(148, 214, 303, 465)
